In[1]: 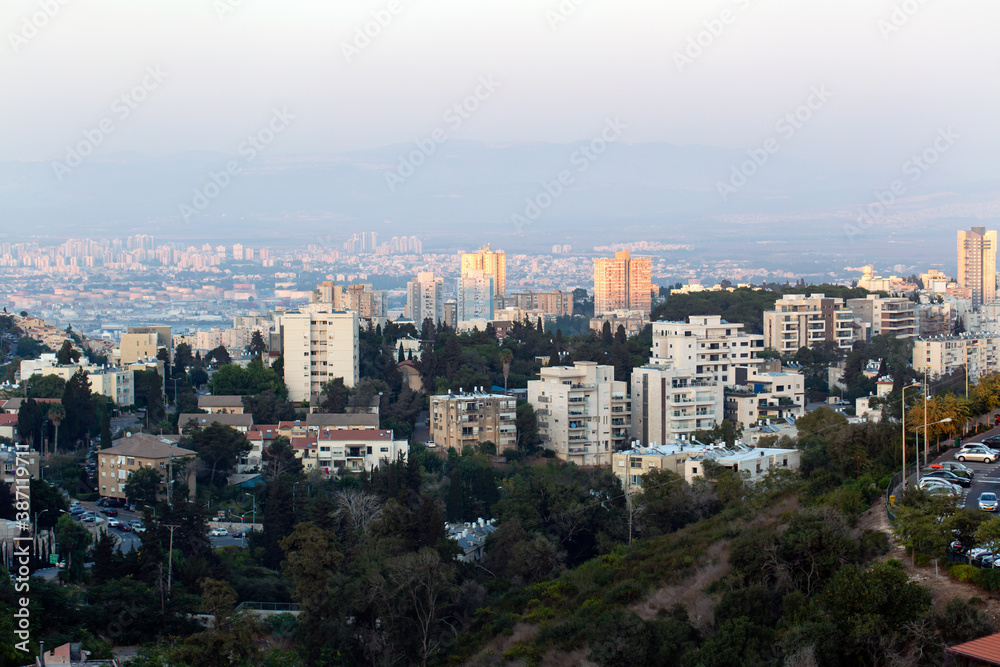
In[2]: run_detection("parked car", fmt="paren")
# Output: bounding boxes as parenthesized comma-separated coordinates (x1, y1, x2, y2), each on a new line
(954, 444, 998, 463)
(982, 434, 1000, 446)
(119, 523, 132, 532)
(81, 514, 95, 523)
(209, 528, 229, 537)
(950, 540, 966, 553)
(131, 521, 145, 533)
(101, 509, 118, 517)
(69, 506, 84, 515)
(970, 548, 992, 565)
(95, 498, 107, 507)
(923, 470, 972, 488)
(981, 493, 999, 512)
(918, 479, 962, 495)
(107, 518, 121, 529)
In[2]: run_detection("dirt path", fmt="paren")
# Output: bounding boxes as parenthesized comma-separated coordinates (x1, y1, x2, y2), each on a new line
(863, 495, 1000, 625)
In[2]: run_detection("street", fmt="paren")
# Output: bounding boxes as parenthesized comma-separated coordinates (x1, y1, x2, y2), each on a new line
(924, 425, 1000, 511)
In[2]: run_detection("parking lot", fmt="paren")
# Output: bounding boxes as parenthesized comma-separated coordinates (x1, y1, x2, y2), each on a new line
(925, 426, 1000, 512)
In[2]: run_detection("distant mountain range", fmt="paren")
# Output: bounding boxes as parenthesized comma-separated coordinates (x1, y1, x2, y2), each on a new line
(2, 140, 999, 262)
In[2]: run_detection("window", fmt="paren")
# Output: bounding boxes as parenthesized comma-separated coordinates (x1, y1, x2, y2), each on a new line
(630, 459, 641, 468)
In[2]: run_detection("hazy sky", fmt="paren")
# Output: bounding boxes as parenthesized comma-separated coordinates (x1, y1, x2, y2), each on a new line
(2, 0, 998, 175)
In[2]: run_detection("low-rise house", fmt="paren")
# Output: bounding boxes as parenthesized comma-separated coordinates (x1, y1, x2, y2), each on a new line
(293, 429, 408, 475)
(97, 434, 196, 501)
(198, 396, 246, 414)
(446, 518, 497, 562)
(179, 413, 253, 434)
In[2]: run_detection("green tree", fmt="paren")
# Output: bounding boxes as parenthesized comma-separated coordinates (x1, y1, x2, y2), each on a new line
(27, 374, 66, 399)
(63, 368, 97, 447)
(55, 339, 81, 365)
(262, 436, 304, 481)
(47, 403, 66, 455)
(55, 513, 92, 581)
(249, 330, 268, 358)
(173, 343, 195, 377)
(189, 424, 251, 484)
(515, 401, 540, 454)
(320, 377, 350, 413)
(124, 466, 163, 506)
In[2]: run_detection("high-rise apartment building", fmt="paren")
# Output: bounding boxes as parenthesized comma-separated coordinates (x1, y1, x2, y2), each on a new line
(406, 272, 445, 325)
(593, 250, 652, 316)
(457, 270, 495, 322)
(461, 244, 506, 298)
(280, 306, 359, 403)
(763, 294, 854, 354)
(958, 226, 998, 308)
(631, 364, 723, 446)
(527, 361, 630, 465)
(650, 316, 764, 384)
(846, 295, 917, 340)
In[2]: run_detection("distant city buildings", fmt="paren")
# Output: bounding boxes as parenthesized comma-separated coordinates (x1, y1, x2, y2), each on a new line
(457, 269, 495, 323)
(958, 226, 998, 308)
(593, 250, 651, 316)
(461, 244, 506, 298)
(502, 290, 573, 318)
(406, 272, 445, 325)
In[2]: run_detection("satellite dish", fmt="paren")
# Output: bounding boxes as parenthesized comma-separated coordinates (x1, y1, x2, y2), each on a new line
(125, 431, 132, 438)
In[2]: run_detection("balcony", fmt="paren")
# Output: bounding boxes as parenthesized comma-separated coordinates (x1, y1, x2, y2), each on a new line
(570, 383, 596, 391)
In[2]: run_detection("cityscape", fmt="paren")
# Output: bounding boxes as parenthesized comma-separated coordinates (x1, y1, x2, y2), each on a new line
(4, 2, 1000, 666)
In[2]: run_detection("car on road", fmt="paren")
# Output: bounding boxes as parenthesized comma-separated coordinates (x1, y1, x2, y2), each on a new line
(981, 493, 999, 512)
(209, 528, 229, 537)
(923, 470, 972, 488)
(100, 509, 118, 517)
(232, 530, 244, 538)
(69, 506, 84, 516)
(954, 444, 999, 463)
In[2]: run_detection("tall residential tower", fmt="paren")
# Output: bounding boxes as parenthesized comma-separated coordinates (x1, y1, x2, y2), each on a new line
(958, 226, 998, 308)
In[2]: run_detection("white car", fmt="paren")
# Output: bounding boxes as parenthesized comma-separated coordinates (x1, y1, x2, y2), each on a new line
(954, 444, 999, 463)
(919, 480, 962, 496)
(209, 528, 228, 537)
(107, 518, 121, 529)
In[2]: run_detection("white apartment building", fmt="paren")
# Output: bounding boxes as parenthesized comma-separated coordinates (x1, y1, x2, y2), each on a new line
(280, 305, 359, 403)
(612, 442, 800, 491)
(724, 367, 806, 428)
(293, 429, 409, 475)
(913, 333, 1000, 382)
(846, 295, 917, 341)
(651, 316, 764, 384)
(406, 272, 445, 325)
(763, 294, 854, 354)
(630, 364, 723, 446)
(457, 269, 495, 322)
(527, 361, 629, 465)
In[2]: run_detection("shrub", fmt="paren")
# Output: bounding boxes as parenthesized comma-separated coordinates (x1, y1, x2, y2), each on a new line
(859, 530, 890, 561)
(603, 580, 644, 605)
(978, 569, 1000, 592)
(951, 564, 981, 584)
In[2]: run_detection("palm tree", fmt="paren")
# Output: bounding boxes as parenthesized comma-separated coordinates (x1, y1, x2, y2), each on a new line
(47, 404, 66, 456)
(500, 350, 513, 391)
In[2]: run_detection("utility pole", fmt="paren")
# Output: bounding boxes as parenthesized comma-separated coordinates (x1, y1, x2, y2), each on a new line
(165, 524, 179, 598)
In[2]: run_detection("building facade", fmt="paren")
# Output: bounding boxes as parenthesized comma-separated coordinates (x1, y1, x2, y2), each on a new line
(650, 316, 765, 384)
(461, 244, 506, 298)
(457, 270, 495, 323)
(913, 334, 1000, 382)
(958, 226, 998, 308)
(294, 429, 409, 475)
(593, 250, 652, 316)
(430, 390, 518, 452)
(846, 295, 917, 340)
(527, 362, 630, 465)
(630, 364, 723, 446)
(763, 294, 854, 354)
(406, 272, 445, 325)
(724, 367, 806, 428)
(97, 434, 195, 501)
(280, 306, 359, 403)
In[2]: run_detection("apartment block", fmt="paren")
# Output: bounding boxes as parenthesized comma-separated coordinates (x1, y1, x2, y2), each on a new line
(724, 367, 805, 428)
(461, 244, 506, 298)
(406, 272, 445, 325)
(527, 362, 630, 465)
(19, 357, 134, 406)
(197, 395, 245, 414)
(958, 226, 998, 308)
(913, 334, 1000, 382)
(293, 429, 408, 475)
(430, 389, 517, 453)
(590, 311, 648, 338)
(594, 250, 652, 316)
(612, 442, 800, 491)
(118, 331, 161, 364)
(97, 434, 195, 501)
(630, 364, 723, 446)
(457, 270, 495, 323)
(763, 294, 854, 354)
(846, 295, 917, 340)
(344, 284, 388, 320)
(651, 316, 765, 384)
(280, 306, 359, 403)
(504, 290, 573, 317)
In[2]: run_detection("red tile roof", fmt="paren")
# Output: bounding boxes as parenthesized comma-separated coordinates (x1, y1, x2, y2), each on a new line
(947, 632, 1000, 665)
(291, 436, 318, 449)
(0, 414, 18, 426)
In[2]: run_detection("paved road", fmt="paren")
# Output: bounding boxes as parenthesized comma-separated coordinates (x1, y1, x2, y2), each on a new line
(925, 426, 1000, 511)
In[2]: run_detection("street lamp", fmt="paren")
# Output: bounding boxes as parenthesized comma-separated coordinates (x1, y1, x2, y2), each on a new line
(245, 492, 256, 528)
(143, 504, 157, 520)
(915, 417, 953, 480)
(901, 382, 921, 487)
